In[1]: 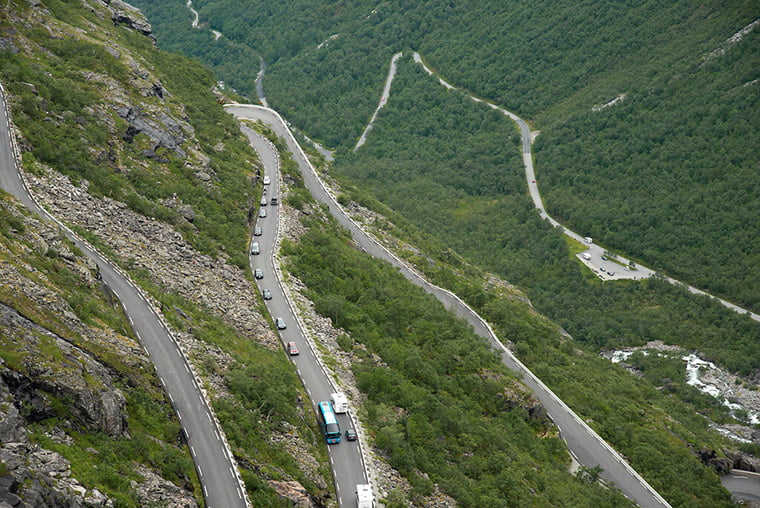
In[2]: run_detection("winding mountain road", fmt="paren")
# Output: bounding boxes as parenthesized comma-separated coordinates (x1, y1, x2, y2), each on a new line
(0, 85, 248, 508)
(237, 125, 369, 507)
(225, 104, 671, 507)
(410, 52, 760, 321)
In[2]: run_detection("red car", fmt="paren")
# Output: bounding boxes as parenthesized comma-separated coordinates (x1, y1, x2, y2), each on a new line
(287, 341, 299, 356)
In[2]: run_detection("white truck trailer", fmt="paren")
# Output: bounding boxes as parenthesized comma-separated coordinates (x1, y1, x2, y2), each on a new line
(356, 484, 373, 508)
(331, 392, 348, 413)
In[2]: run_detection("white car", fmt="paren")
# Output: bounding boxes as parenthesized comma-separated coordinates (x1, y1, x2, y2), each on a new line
(250, 242, 260, 255)
(263, 175, 271, 185)
(254, 269, 263, 279)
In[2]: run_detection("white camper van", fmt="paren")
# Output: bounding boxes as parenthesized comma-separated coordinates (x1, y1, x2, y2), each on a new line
(331, 392, 348, 414)
(356, 484, 373, 508)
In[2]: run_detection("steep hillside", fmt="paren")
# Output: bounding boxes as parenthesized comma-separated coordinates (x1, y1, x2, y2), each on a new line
(0, 192, 199, 506)
(0, 0, 332, 504)
(132, 1, 760, 505)
(136, 0, 760, 311)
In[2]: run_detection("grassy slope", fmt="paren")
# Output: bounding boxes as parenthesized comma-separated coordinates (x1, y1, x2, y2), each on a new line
(0, 0, 332, 503)
(0, 192, 201, 506)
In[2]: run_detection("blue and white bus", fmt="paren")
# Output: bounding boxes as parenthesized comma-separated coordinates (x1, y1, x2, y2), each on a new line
(317, 401, 341, 444)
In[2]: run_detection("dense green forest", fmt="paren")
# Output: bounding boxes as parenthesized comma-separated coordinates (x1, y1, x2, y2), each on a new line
(281, 174, 734, 506)
(334, 57, 760, 377)
(136, 0, 760, 313)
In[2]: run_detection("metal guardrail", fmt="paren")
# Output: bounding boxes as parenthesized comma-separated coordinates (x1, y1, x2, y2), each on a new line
(227, 103, 672, 508)
(0, 83, 250, 508)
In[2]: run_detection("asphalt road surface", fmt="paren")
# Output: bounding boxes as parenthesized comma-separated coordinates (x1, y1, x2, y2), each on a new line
(0, 85, 247, 508)
(239, 126, 369, 507)
(226, 104, 672, 508)
(410, 53, 760, 323)
(722, 470, 760, 504)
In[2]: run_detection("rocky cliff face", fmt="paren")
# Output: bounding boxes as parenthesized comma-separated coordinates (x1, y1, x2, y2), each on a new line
(0, 197, 197, 507)
(1, 0, 331, 504)
(0, 302, 127, 437)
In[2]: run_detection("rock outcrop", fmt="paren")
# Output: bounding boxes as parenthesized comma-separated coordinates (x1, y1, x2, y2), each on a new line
(0, 304, 127, 437)
(0, 440, 113, 508)
(0, 198, 197, 507)
(101, 0, 154, 39)
(118, 106, 188, 158)
(726, 450, 760, 473)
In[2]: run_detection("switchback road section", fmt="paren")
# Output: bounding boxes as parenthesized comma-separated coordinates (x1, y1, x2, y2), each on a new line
(225, 103, 671, 508)
(237, 124, 369, 507)
(0, 84, 248, 508)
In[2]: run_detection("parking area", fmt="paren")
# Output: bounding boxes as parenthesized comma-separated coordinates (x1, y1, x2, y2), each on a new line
(577, 251, 648, 281)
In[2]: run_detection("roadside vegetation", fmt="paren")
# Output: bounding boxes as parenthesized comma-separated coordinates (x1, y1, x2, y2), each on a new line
(0, 1, 332, 503)
(282, 193, 635, 507)
(128, 270, 334, 505)
(0, 195, 201, 506)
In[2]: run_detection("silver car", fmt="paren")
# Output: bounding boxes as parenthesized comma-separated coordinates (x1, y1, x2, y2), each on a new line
(275, 317, 286, 330)
(254, 269, 264, 279)
(250, 242, 260, 255)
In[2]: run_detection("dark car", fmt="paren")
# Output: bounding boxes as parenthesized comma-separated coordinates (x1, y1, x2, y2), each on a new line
(345, 429, 357, 441)
(270, 196, 278, 205)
